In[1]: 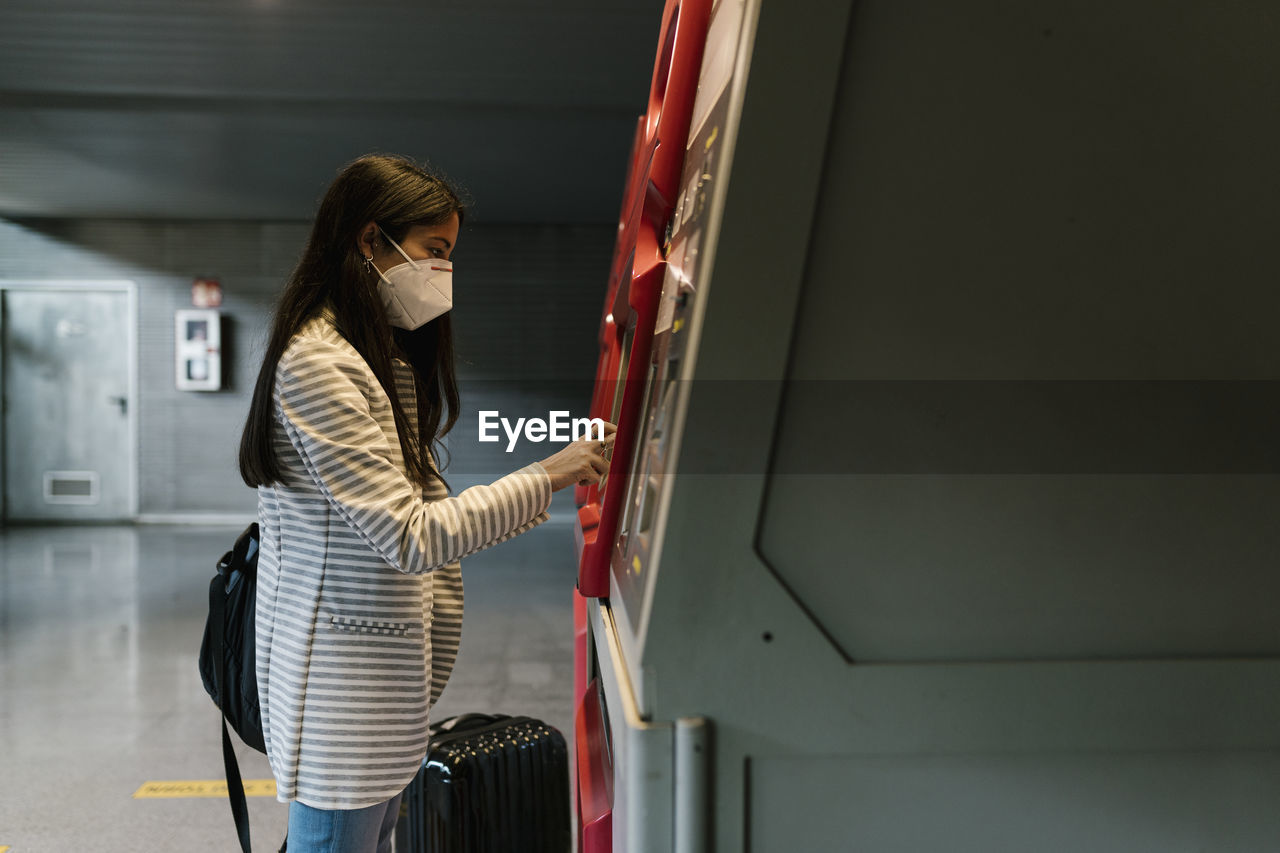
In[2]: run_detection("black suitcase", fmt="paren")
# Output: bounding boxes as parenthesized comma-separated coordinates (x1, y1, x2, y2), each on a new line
(403, 713, 571, 853)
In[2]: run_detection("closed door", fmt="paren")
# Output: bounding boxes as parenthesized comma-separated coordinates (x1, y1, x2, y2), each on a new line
(3, 288, 134, 521)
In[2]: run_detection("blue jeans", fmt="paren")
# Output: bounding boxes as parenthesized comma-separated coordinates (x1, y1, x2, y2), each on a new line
(286, 789, 404, 853)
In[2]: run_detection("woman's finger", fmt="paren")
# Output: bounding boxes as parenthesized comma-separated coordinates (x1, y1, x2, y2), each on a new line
(578, 461, 604, 487)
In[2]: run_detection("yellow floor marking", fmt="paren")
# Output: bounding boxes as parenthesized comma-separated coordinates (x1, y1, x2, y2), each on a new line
(1, 845, 10, 852)
(133, 779, 277, 799)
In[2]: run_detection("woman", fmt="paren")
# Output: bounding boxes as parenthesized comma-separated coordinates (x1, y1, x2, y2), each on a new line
(238, 153, 614, 852)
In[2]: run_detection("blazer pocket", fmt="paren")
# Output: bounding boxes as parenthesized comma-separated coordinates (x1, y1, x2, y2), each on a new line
(329, 614, 413, 637)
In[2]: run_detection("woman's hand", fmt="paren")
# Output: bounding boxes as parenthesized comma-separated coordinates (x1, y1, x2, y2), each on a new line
(539, 422, 617, 491)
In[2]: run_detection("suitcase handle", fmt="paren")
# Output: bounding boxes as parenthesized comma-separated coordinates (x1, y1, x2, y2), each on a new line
(430, 713, 510, 736)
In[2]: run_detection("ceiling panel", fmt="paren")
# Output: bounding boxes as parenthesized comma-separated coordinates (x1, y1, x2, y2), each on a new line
(0, 0, 663, 222)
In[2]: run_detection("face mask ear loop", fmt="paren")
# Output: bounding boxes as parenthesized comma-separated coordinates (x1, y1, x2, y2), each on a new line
(377, 225, 421, 270)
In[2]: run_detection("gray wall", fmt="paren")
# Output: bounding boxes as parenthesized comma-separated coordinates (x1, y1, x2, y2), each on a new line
(0, 217, 612, 517)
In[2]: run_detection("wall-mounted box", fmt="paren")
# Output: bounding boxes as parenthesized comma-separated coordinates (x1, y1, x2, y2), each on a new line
(175, 308, 221, 391)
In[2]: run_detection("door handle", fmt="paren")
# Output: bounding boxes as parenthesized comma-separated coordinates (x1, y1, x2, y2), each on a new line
(108, 395, 128, 416)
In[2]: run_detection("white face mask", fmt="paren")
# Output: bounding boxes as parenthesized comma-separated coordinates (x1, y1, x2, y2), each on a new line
(372, 226, 453, 330)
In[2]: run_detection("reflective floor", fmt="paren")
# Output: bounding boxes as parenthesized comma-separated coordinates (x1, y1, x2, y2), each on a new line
(0, 520, 579, 852)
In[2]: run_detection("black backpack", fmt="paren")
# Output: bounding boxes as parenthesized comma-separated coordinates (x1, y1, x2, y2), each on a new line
(198, 523, 284, 852)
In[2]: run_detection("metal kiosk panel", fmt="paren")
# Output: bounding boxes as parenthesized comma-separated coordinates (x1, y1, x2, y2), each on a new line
(584, 0, 1280, 851)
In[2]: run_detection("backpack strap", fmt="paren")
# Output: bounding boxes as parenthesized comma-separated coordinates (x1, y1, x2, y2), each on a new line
(222, 715, 253, 853)
(211, 562, 253, 853)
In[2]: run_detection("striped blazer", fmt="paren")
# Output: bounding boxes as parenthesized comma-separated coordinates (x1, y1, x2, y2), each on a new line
(254, 312, 552, 809)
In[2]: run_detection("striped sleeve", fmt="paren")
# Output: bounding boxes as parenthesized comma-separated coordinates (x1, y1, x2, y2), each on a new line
(275, 336, 553, 575)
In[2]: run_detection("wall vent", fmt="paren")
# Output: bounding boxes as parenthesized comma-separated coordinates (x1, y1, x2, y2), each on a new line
(43, 471, 100, 504)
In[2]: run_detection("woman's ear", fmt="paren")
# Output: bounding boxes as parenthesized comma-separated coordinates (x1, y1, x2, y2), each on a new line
(355, 221, 378, 258)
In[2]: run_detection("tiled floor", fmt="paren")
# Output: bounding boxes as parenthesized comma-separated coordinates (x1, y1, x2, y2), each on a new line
(0, 519, 580, 852)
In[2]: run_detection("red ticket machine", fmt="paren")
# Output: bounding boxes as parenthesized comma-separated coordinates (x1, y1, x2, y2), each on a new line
(574, 119, 643, 566)
(575, 678, 614, 853)
(577, 0, 712, 599)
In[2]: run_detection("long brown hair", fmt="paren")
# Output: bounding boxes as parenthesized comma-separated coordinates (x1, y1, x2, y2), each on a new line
(239, 153, 465, 491)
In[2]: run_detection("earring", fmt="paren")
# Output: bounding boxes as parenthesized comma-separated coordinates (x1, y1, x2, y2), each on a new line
(363, 255, 374, 272)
